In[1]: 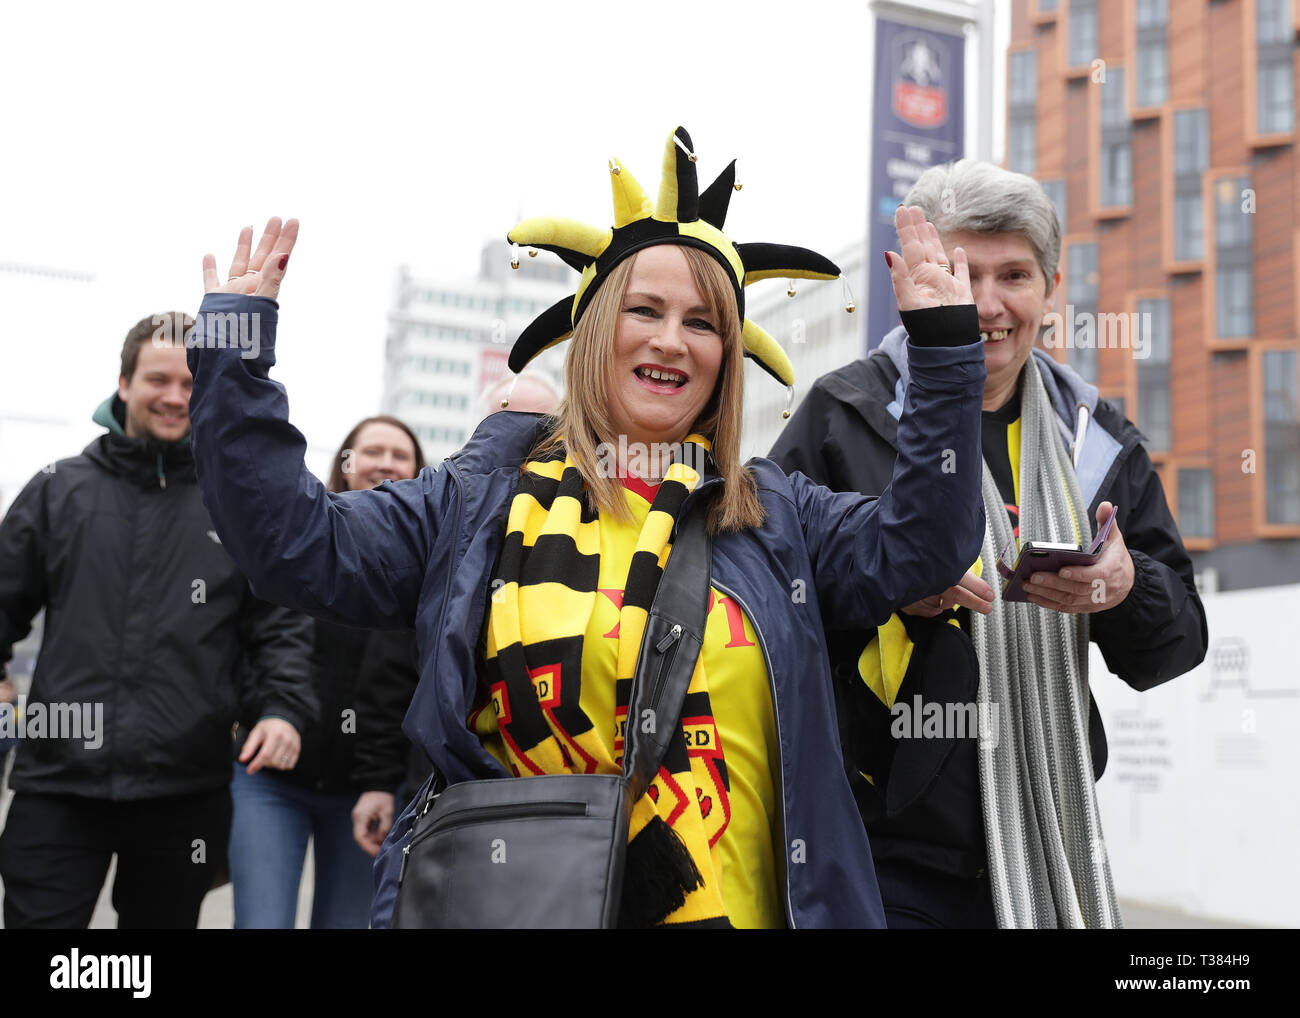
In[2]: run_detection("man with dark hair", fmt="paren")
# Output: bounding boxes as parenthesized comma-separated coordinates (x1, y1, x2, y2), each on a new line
(119, 310, 188, 381)
(0, 312, 315, 929)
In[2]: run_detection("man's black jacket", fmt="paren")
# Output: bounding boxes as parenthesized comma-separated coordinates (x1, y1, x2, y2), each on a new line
(0, 396, 315, 800)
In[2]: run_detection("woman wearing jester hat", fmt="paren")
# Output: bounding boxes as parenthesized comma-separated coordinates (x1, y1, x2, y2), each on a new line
(187, 126, 988, 928)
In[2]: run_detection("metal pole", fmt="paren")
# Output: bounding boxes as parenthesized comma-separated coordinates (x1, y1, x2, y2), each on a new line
(973, 0, 997, 162)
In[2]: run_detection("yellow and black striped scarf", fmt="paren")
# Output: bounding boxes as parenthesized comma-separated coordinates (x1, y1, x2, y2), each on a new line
(482, 434, 730, 927)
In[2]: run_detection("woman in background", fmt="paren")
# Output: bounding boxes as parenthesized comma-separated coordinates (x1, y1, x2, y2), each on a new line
(228, 416, 425, 929)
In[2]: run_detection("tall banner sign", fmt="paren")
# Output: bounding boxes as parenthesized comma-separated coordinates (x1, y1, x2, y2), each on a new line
(868, 15, 966, 350)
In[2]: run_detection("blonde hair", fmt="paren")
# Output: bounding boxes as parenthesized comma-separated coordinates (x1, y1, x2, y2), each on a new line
(536, 245, 764, 534)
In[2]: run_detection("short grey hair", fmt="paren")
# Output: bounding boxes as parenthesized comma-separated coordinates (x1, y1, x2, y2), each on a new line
(904, 159, 1061, 284)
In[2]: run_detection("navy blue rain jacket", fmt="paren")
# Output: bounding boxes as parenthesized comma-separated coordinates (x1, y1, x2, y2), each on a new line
(186, 293, 987, 928)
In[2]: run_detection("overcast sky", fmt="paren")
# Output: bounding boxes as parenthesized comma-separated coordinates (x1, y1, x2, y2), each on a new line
(0, 0, 1003, 500)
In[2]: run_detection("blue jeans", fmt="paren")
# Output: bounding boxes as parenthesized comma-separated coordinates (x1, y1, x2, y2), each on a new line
(228, 764, 373, 929)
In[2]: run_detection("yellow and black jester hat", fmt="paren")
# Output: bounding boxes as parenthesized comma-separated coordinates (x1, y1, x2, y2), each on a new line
(506, 126, 849, 404)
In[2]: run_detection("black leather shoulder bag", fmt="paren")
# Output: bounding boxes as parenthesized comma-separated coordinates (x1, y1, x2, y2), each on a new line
(391, 504, 713, 929)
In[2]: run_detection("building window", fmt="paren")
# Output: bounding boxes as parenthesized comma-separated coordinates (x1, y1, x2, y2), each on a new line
(1214, 176, 1253, 337)
(1009, 49, 1036, 106)
(1003, 47, 1034, 106)
(1009, 123, 1037, 174)
(1259, 1, 1289, 40)
(1257, 0, 1295, 134)
(1258, 61, 1296, 135)
(1214, 179, 1252, 248)
(1264, 350, 1300, 524)
(1173, 109, 1208, 261)
(414, 391, 471, 410)
(1101, 143, 1133, 207)
(1135, 0, 1168, 107)
(1040, 178, 1067, 234)
(1100, 68, 1132, 207)
(1137, 298, 1171, 451)
(409, 356, 473, 377)
(1216, 266, 1254, 338)
(1068, 0, 1099, 68)
(1174, 194, 1204, 261)
(1173, 110, 1208, 171)
(1177, 468, 1215, 538)
(1008, 50, 1037, 174)
(419, 425, 468, 447)
(1067, 242, 1098, 382)
(1099, 75, 1124, 127)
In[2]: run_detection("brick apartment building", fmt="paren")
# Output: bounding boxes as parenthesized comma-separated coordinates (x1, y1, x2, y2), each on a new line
(1009, 0, 1300, 589)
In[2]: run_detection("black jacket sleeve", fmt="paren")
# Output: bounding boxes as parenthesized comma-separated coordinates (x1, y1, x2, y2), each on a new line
(0, 471, 51, 678)
(238, 593, 317, 735)
(352, 629, 422, 793)
(768, 382, 838, 486)
(1089, 443, 1208, 690)
(769, 371, 901, 499)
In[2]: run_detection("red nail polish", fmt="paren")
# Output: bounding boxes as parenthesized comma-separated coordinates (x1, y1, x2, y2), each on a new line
(278, 254, 289, 270)
(883, 252, 893, 269)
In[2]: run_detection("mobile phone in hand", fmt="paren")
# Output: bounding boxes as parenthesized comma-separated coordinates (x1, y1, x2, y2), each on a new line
(998, 508, 1118, 603)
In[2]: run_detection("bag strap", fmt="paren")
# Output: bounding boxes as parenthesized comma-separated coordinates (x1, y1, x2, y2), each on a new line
(621, 500, 712, 799)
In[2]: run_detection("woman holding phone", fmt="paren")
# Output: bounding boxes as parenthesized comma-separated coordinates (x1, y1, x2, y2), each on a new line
(771, 158, 1208, 929)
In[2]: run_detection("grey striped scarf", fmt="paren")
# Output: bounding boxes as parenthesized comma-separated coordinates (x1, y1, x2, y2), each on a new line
(970, 355, 1122, 928)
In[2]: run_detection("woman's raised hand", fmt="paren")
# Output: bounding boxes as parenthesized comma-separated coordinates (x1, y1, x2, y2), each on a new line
(203, 217, 299, 300)
(884, 206, 972, 312)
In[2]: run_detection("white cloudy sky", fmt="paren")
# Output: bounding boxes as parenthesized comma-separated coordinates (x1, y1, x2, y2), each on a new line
(0, 0, 1003, 502)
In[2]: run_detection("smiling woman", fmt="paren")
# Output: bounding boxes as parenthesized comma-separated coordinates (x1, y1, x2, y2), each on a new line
(185, 127, 991, 929)
(545, 243, 754, 530)
(327, 416, 425, 494)
(771, 157, 1207, 930)
(610, 247, 725, 452)
(939, 229, 1058, 413)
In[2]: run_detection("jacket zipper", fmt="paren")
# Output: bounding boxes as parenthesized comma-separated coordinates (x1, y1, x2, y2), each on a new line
(441, 460, 467, 652)
(396, 461, 467, 888)
(399, 799, 588, 883)
(710, 579, 795, 929)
